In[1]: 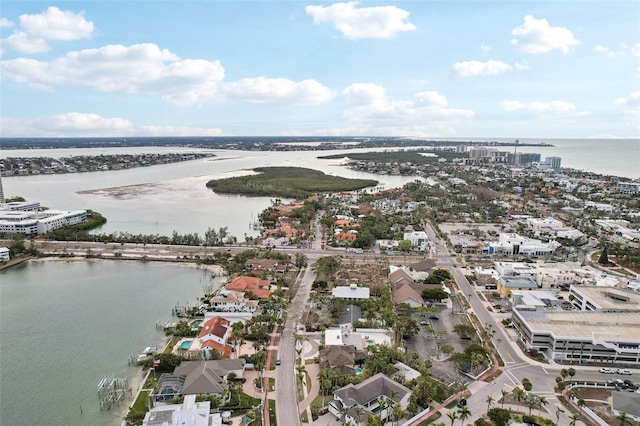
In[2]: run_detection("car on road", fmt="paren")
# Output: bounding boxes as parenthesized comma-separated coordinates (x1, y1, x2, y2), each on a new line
(600, 367, 615, 374)
(429, 315, 439, 320)
(617, 368, 632, 375)
(419, 321, 429, 326)
(275, 358, 281, 366)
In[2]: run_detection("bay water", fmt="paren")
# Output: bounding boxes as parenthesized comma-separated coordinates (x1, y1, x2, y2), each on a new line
(0, 260, 224, 426)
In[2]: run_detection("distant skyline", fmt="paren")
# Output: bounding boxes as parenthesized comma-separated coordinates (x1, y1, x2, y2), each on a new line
(0, 1, 638, 138)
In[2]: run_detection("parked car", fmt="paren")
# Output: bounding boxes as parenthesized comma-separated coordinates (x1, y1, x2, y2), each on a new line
(600, 367, 615, 374)
(429, 315, 440, 320)
(419, 321, 429, 326)
(617, 368, 632, 375)
(275, 358, 281, 366)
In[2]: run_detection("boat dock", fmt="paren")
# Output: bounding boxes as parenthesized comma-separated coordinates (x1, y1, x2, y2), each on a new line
(97, 377, 131, 411)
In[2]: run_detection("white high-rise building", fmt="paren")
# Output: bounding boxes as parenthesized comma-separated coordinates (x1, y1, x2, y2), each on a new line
(0, 176, 4, 204)
(545, 156, 562, 170)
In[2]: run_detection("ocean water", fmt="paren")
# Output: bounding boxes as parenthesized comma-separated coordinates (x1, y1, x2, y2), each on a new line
(0, 260, 224, 426)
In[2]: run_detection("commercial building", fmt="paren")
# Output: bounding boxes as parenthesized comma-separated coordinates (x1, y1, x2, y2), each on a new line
(489, 233, 560, 257)
(568, 286, 640, 312)
(0, 247, 10, 261)
(511, 286, 640, 365)
(0, 204, 87, 236)
(512, 309, 640, 365)
(497, 276, 539, 298)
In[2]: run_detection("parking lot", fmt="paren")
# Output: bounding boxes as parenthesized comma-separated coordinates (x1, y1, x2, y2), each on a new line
(406, 299, 471, 384)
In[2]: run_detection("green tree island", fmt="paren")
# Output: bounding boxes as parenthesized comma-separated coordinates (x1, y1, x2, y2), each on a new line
(205, 167, 378, 198)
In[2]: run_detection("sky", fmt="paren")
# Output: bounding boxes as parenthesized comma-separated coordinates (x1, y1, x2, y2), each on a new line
(0, 1, 638, 139)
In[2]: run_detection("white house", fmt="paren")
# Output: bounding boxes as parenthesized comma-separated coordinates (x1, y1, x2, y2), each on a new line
(332, 284, 370, 301)
(403, 231, 429, 251)
(142, 395, 221, 426)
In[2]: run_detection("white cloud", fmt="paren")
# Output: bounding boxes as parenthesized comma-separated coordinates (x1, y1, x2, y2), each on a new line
(480, 43, 491, 52)
(340, 83, 473, 135)
(137, 125, 223, 136)
(1, 7, 93, 55)
(511, 15, 579, 54)
(0, 113, 224, 137)
(452, 60, 512, 77)
(614, 91, 640, 107)
(0, 113, 131, 137)
(594, 43, 640, 58)
(0, 18, 14, 28)
(220, 77, 335, 105)
(514, 60, 530, 70)
(502, 100, 576, 113)
(0, 43, 225, 105)
(305, 2, 415, 40)
(0, 43, 336, 107)
(1, 31, 50, 54)
(614, 91, 640, 131)
(19, 7, 93, 40)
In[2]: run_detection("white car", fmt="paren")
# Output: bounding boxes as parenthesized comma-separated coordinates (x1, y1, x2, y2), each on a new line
(617, 368, 632, 375)
(599, 367, 615, 374)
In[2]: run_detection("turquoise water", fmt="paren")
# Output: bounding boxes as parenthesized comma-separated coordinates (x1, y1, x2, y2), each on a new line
(355, 367, 363, 375)
(179, 340, 193, 350)
(0, 260, 223, 426)
(190, 320, 203, 329)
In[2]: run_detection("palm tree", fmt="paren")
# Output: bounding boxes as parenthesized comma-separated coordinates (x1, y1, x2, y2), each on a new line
(447, 411, 458, 426)
(515, 388, 525, 408)
(501, 389, 508, 409)
(617, 412, 630, 426)
(569, 413, 580, 426)
(353, 406, 364, 425)
(555, 407, 565, 426)
(339, 405, 350, 425)
(486, 395, 494, 412)
(457, 406, 471, 425)
(536, 395, 548, 416)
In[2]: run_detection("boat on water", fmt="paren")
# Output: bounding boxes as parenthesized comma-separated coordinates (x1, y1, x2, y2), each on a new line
(129, 345, 158, 365)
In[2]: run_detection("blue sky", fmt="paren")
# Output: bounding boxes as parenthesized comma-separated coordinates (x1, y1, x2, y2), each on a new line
(0, 1, 638, 138)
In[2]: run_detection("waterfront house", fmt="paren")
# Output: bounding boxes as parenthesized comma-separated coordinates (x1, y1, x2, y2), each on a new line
(197, 317, 233, 358)
(154, 359, 245, 404)
(143, 394, 221, 426)
(224, 276, 272, 299)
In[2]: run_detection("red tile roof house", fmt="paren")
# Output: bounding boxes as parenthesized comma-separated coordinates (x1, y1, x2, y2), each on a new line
(224, 276, 273, 299)
(198, 317, 233, 358)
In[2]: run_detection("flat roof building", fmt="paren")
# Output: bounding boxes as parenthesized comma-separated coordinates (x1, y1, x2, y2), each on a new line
(569, 285, 640, 312)
(512, 308, 640, 365)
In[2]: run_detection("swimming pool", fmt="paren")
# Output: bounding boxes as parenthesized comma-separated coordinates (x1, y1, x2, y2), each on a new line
(189, 320, 202, 329)
(179, 340, 193, 351)
(355, 367, 363, 375)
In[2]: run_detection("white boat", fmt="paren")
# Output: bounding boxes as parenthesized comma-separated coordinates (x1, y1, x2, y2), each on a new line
(142, 346, 157, 356)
